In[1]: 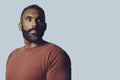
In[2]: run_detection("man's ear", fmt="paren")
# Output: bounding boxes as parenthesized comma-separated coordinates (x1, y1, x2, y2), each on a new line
(44, 23, 47, 31)
(18, 23, 22, 31)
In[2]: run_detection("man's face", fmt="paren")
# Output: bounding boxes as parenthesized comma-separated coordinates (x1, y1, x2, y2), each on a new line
(21, 8, 46, 43)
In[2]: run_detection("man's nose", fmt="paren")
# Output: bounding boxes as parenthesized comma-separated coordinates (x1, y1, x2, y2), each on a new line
(32, 20, 37, 27)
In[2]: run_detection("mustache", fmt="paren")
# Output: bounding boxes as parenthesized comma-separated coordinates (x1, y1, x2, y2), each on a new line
(22, 25, 45, 34)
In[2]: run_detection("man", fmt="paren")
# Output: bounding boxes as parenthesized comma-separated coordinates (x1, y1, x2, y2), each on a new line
(6, 4, 71, 80)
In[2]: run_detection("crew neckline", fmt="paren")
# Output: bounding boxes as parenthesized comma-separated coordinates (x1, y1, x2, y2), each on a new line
(22, 41, 48, 50)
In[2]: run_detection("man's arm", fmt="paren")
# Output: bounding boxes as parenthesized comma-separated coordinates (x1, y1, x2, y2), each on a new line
(46, 50, 71, 80)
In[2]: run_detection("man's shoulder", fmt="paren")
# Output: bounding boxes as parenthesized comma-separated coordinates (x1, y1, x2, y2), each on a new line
(9, 47, 23, 56)
(45, 42, 71, 69)
(44, 42, 65, 52)
(45, 42, 70, 58)
(12, 47, 23, 53)
(6, 47, 23, 65)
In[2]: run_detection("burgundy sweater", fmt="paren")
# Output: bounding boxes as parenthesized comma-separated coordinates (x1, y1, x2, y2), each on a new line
(6, 42, 71, 80)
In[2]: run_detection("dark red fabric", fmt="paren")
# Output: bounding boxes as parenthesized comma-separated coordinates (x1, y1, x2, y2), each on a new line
(6, 42, 71, 80)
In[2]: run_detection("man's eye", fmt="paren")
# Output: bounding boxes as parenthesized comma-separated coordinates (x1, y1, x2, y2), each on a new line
(37, 19, 41, 23)
(26, 18, 32, 22)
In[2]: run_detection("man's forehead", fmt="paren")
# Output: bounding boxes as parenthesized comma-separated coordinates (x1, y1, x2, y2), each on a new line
(23, 8, 41, 17)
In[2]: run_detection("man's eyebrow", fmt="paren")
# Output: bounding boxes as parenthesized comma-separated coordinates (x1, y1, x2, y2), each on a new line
(25, 16, 33, 19)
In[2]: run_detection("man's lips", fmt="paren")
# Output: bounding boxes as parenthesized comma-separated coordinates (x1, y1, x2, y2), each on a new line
(29, 30, 37, 34)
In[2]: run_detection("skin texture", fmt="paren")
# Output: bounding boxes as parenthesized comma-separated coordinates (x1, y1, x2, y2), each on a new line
(19, 8, 46, 48)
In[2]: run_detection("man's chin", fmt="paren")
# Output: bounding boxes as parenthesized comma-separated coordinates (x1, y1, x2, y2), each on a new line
(25, 36, 38, 43)
(29, 35, 38, 40)
(22, 30, 44, 43)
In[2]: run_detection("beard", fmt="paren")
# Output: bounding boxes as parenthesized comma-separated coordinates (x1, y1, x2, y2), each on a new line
(22, 26, 45, 43)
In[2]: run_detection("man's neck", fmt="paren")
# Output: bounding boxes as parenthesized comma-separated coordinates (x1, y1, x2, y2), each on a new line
(24, 43, 39, 48)
(23, 39, 45, 48)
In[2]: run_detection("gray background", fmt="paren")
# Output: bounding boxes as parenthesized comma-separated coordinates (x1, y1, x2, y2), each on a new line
(0, 0, 120, 80)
